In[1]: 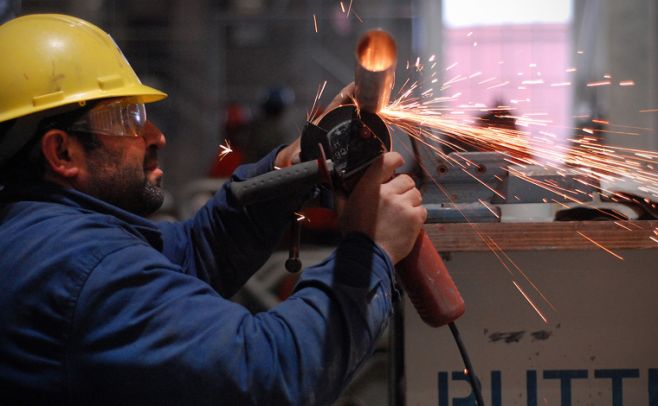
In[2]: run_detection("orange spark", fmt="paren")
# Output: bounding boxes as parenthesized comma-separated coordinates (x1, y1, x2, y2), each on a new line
(577, 232, 624, 260)
(587, 80, 611, 87)
(477, 77, 496, 85)
(485, 236, 557, 313)
(478, 199, 500, 218)
(307, 80, 327, 122)
(486, 81, 510, 90)
(513, 281, 549, 324)
(217, 140, 232, 161)
(614, 221, 633, 231)
(521, 79, 544, 85)
(551, 199, 570, 209)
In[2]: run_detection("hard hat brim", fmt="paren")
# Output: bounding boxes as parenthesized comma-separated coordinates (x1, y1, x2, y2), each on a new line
(0, 84, 167, 124)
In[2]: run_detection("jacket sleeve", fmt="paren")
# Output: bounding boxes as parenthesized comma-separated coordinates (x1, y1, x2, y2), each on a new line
(157, 148, 312, 298)
(68, 233, 398, 406)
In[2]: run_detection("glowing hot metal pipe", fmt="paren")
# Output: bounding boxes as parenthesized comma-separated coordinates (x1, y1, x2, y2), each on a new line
(355, 29, 397, 114)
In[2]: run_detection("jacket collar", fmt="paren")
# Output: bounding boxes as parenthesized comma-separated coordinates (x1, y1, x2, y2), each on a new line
(0, 181, 164, 250)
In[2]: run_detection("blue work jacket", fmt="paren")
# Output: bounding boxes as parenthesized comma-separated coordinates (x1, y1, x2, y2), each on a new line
(0, 150, 397, 405)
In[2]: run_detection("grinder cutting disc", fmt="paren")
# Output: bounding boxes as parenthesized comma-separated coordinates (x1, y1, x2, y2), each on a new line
(300, 105, 391, 192)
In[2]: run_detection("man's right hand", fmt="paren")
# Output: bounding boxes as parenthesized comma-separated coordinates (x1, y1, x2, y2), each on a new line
(337, 152, 427, 264)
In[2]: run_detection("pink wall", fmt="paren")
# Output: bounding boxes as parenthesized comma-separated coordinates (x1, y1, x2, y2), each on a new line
(443, 24, 573, 158)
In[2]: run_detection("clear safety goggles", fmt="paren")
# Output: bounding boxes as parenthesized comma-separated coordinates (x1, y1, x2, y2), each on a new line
(68, 98, 147, 138)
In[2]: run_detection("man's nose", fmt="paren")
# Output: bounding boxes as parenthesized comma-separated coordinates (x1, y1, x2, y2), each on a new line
(142, 121, 166, 149)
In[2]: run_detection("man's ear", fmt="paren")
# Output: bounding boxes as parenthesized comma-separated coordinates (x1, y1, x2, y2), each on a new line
(41, 130, 82, 179)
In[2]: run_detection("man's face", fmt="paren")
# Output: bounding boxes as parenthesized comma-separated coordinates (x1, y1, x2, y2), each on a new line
(76, 106, 167, 216)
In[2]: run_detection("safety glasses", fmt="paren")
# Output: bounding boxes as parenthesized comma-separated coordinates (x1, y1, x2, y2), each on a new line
(68, 98, 147, 138)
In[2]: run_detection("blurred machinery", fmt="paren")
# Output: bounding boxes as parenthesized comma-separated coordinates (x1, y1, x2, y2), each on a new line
(422, 151, 655, 224)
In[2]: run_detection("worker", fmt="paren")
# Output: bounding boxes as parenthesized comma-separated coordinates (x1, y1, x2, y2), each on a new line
(0, 14, 427, 405)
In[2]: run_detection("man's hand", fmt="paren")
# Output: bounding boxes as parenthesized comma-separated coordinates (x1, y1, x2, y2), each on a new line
(337, 152, 427, 264)
(274, 83, 356, 169)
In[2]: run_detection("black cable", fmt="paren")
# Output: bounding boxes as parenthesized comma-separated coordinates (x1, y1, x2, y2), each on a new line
(449, 322, 485, 406)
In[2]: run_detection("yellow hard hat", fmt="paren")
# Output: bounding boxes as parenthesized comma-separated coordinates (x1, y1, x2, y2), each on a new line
(0, 13, 167, 124)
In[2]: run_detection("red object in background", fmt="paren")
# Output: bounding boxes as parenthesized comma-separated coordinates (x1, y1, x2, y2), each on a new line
(209, 147, 244, 178)
(209, 103, 250, 178)
(299, 207, 338, 233)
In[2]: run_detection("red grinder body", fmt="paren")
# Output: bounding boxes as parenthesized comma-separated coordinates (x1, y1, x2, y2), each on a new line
(396, 229, 465, 327)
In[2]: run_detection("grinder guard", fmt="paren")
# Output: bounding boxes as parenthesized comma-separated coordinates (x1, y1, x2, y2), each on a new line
(301, 105, 391, 194)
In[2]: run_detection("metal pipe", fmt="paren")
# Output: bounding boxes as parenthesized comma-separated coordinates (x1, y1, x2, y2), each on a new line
(354, 29, 397, 114)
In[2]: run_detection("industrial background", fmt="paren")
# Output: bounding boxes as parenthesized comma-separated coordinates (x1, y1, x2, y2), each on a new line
(3, 0, 655, 208)
(2, 1, 657, 405)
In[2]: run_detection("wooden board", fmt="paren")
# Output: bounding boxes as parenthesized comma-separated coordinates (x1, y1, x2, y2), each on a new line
(425, 220, 658, 252)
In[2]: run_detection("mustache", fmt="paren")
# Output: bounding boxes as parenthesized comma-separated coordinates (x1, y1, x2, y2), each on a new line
(144, 146, 159, 167)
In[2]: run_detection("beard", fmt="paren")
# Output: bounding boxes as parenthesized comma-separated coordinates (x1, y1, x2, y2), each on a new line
(84, 147, 165, 217)
(139, 179, 166, 215)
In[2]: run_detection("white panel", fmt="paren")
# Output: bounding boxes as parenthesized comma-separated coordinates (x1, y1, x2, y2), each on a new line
(443, 0, 572, 27)
(405, 248, 658, 405)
